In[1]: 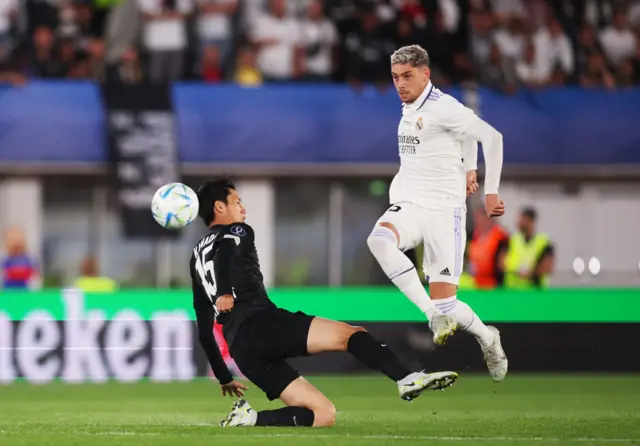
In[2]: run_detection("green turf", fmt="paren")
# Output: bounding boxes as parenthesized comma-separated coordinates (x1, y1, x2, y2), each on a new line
(1, 375, 639, 446)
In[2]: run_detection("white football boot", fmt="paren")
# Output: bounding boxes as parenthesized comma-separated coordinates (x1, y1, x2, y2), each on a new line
(429, 314, 459, 345)
(220, 399, 257, 427)
(483, 326, 508, 382)
(398, 371, 459, 402)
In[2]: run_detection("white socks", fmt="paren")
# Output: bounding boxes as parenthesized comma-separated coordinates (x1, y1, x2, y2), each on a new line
(367, 225, 493, 351)
(367, 227, 438, 321)
(434, 296, 495, 348)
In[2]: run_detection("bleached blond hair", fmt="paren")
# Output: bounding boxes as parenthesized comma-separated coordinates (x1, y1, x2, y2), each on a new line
(390, 45, 429, 67)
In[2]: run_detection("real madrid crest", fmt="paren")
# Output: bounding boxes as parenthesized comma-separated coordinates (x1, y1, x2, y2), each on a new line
(416, 116, 423, 131)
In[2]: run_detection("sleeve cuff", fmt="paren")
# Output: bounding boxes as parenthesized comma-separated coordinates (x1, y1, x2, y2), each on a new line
(218, 372, 234, 385)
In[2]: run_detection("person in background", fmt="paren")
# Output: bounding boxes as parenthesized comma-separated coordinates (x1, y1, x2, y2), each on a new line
(580, 50, 616, 89)
(57, 37, 76, 77)
(493, 17, 527, 63)
(198, 44, 223, 82)
(344, 6, 394, 88)
(233, 45, 262, 86)
(29, 26, 65, 78)
(599, 8, 637, 68)
(468, 207, 509, 289)
(516, 41, 546, 88)
(106, 45, 143, 85)
(250, 0, 303, 82)
(533, 17, 574, 84)
(503, 207, 555, 289)
(137, 0, 194, 84)
(87, 38, 106, 82)
(0, 41, 27, 84)
(2, 227, 39, 290)
(575, 24, 605, 81)
(299, 0, 338, 82)
(196, 0, 238, 76)
(616, 57, 637, 87)
(73, 254, 117, 292)
(0, 0, 17, 56)
(477, 43, 517, 94)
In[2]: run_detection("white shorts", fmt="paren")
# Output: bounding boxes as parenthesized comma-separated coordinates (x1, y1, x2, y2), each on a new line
(375, 202, 466, 285)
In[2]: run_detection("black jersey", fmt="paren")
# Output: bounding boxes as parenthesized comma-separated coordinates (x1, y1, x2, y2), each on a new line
(190, 223, 277, 347)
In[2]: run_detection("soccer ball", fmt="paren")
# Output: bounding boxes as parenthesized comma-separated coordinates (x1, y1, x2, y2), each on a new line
(151, 183, 199, 230)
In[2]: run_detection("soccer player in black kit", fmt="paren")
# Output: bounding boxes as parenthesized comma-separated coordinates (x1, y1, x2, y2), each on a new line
(190, 177, 459, 428)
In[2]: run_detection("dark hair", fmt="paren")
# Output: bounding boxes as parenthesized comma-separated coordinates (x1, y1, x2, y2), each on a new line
(521, 207, 537, 221)
(196, 176, 236, 226)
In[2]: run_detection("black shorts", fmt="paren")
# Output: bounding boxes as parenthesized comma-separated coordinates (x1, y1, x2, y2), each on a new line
(229, 308, 315, 401)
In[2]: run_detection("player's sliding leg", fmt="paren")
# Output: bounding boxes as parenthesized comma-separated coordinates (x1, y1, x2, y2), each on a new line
(220, 377, 332, 428)
(429, 283, 508, 382)
(367, 221, 457, 344)
(277, 377, 335, 427)
(307, 317, 458, 401)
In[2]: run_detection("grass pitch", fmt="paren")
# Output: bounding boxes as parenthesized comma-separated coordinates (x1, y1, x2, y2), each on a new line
(1, 375, 639, 446)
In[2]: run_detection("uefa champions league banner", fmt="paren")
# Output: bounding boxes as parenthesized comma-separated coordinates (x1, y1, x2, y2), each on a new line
(1, 288, 640, 384)
(101, 84, 180, 239)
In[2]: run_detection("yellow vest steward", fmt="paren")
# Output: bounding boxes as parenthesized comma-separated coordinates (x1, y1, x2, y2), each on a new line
(504, 233, 550, 288)
(458, 272, 477, 290)
(73, 276, 118, 293)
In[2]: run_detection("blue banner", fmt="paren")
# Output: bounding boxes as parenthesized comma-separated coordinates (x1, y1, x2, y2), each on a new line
(1, 81, 639, 165)
(0, 82, 106, 162)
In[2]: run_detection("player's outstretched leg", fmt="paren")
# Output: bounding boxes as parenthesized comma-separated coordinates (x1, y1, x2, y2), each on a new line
(220, 377, 335, 428)
(431, 287, 508, 382)
(307, 317, 458, 401)
(367, 222, 457, 344)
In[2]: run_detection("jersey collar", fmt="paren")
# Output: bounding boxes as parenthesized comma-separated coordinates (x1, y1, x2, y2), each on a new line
(403, 81, 434, 112)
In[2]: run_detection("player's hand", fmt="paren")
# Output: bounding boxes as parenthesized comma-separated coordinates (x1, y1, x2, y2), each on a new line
(466, 171, 478, 197)
(485, 194, 505, 218)
(221, 380, 248, 398)
(216, 295, 234, 313)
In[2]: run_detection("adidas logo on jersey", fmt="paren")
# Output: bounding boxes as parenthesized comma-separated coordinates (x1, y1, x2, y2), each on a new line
(440, 268, 451, 276)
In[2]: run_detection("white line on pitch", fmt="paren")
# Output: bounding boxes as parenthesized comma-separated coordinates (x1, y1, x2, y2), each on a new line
(89, 432, 639, 443)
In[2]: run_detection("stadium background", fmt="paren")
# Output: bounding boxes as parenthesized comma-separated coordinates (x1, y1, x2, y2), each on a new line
(0, 1, 639, 444)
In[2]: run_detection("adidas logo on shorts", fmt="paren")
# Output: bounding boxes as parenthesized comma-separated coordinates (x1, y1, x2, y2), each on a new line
(440, 268, 451, 276)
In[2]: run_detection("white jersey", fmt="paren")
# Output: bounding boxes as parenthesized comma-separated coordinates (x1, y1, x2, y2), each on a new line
(390, 81, 480, 209)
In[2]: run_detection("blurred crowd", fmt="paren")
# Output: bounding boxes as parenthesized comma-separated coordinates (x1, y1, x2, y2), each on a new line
(0, 0, 639, 90)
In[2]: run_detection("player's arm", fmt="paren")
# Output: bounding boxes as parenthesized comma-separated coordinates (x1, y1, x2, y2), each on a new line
(462, 119, 504, 202)
(212, 239, 239, 311)
(191, 279, 234, 385)
(192, 293, 247, 397)
(437, 99, 504, 216)
(212, 224, 254, 310)
(462, 137, 479, 196)
(462, 137, 478, 172)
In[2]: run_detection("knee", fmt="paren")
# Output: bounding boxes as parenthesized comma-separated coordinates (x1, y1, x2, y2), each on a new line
(366, 232, 380, 254)
(341, 325, 367, 351)
(313, 401, 337, 427)
(367, 225, 398, 255)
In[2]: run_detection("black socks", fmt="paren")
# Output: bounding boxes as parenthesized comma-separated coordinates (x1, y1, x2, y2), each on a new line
(347, 331, 411, 381)
(256, 406, 315, 427)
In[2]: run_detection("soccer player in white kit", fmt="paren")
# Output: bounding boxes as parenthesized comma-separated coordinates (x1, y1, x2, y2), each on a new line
(367, 45, 508, 382)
